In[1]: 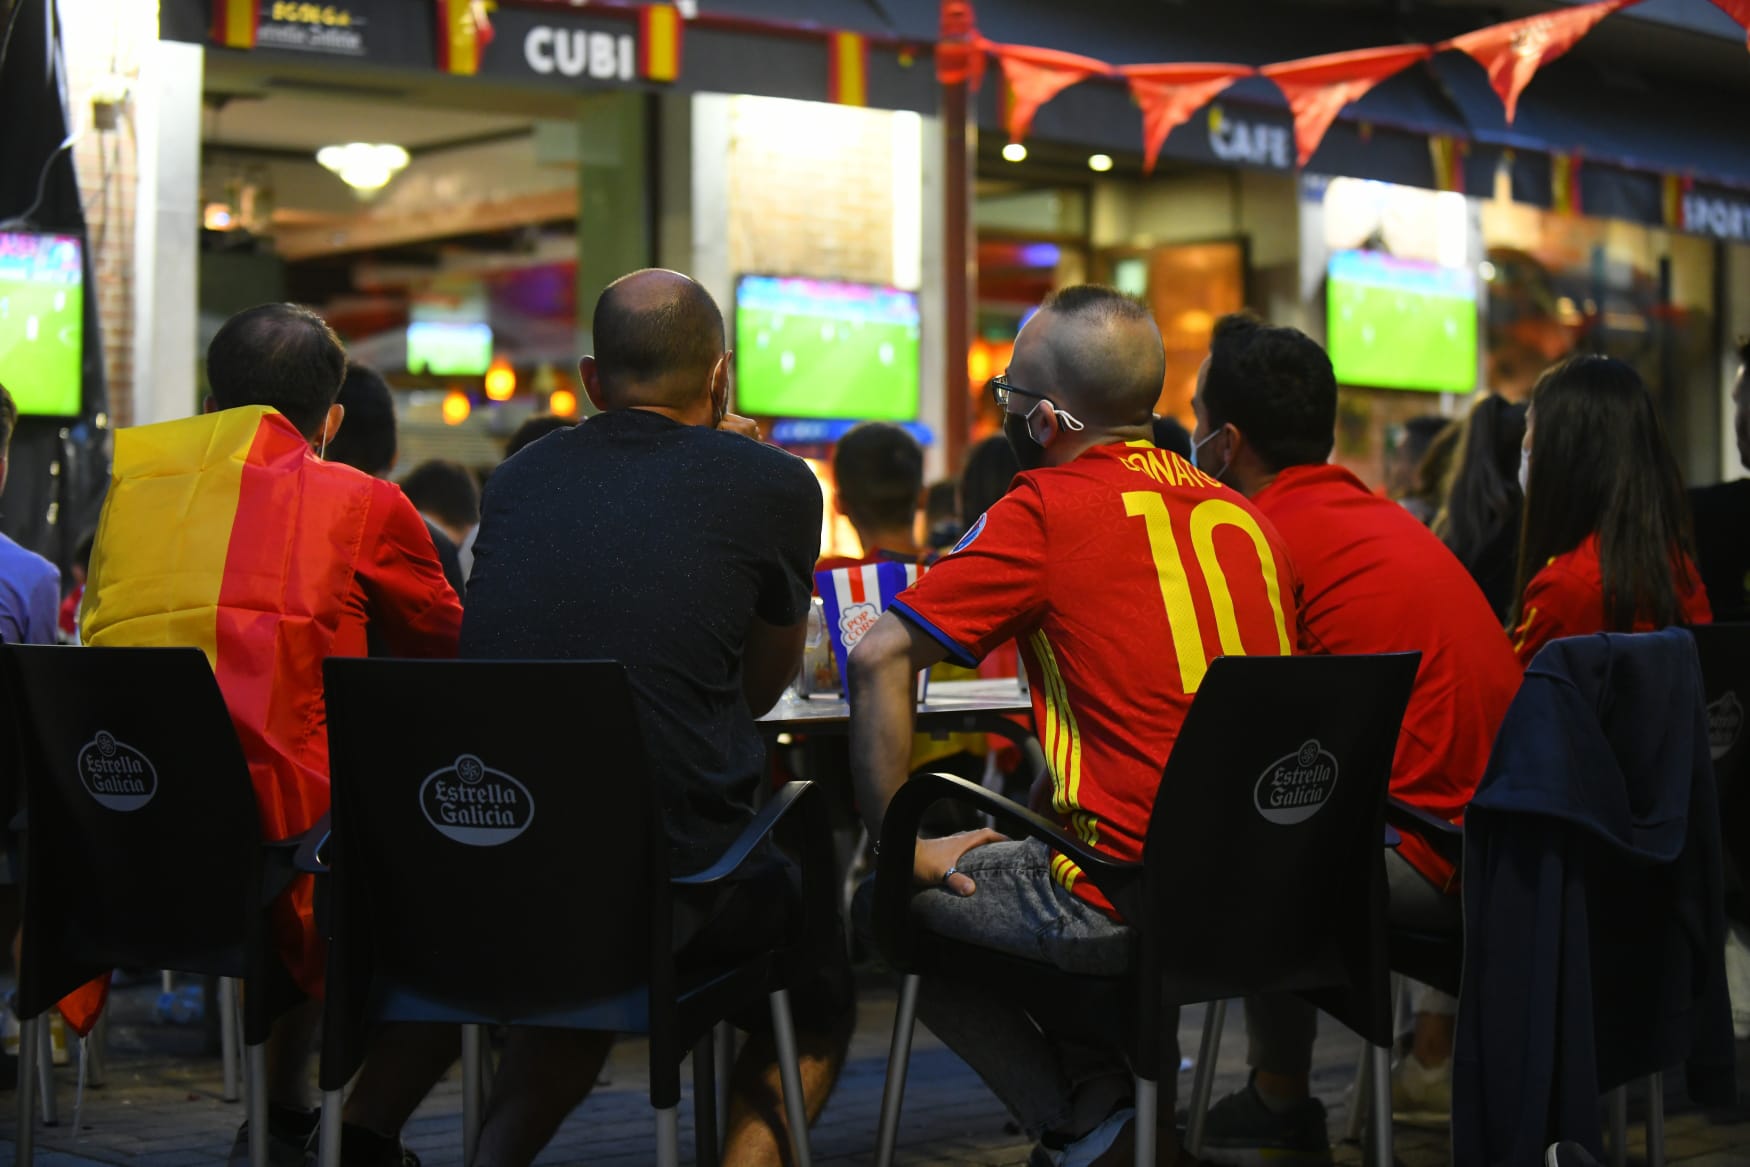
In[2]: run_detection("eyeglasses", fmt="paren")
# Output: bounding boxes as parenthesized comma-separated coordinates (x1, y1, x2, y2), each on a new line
(989, 373, 1085, 432)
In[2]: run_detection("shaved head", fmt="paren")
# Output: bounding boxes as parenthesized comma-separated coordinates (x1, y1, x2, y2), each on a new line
(1007, 286, 1163, 427)
(590, 269, 726, 409)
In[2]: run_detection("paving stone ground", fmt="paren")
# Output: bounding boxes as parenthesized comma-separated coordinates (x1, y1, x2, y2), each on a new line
(4, 977, 1750, 1166)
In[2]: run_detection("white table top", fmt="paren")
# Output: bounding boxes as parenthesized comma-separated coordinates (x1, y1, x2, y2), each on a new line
(757, 678, 1032, 733)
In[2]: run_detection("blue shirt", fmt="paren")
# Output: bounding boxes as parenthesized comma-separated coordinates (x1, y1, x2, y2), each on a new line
(0, 532, 60, 645)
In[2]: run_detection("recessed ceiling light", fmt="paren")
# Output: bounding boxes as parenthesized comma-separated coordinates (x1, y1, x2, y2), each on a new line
(1087, 154, 1114, 172)
(1001, 142, 1028, 163)
(316, 142, 410, 195)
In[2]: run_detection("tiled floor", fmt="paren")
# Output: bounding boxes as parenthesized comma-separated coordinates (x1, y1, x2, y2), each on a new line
(4, 979, 1749, 1166)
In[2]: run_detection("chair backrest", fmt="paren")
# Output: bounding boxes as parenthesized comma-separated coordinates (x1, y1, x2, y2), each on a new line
(2, 645, 265, 1016)
(320, 658, 665, 1056)
(1687, 623, 1750, 901)
(1136, 652, 1420, 1048)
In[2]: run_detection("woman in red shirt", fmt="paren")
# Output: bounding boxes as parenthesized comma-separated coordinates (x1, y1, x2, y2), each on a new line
(1510, 354, 1711, 666)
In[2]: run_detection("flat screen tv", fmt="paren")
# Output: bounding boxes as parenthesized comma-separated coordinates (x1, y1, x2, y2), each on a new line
(407, 321, 492, 377)
(0, 230, 84, 416)
(734, 275, 921, 420)
(1327, 249, 1477, 394)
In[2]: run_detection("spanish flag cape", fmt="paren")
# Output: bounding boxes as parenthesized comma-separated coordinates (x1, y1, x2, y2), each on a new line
(68, 406, 403, 1030)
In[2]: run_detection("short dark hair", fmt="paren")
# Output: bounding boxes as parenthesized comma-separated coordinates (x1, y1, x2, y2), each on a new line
(591, 271, 724, 402)
(1034, 285, 1163, 425)
(400, 459, 480, 531)
(504, 414, 577, 460)
(959, 433, 1020, 522)
(1041, 284, 1153, 325)
(1201, 312, 1336, 471)
(324, 363, 397, 476)
(206, 304, 346, 438)
(1151, 414, 1192, 459)
(0, 381, 15, 452)
(834, 422, 923, 532)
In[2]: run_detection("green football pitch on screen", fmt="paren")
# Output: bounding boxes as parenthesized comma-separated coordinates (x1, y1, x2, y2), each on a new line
(735, 277, 921, 420)
(0, 231, 84, 417)
(1327, 250, 1477, 395)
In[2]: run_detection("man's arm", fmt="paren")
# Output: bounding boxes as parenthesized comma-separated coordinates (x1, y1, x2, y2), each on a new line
(26, 565, 60, 645)
(743, 615, 805, 716)
(361, 490, 464, 657)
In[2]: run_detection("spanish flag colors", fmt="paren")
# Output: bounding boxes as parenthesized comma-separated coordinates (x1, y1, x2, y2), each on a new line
(829, 31, 869, 107)
(211, 0, 258, 49)
(436, 0, 495, 76)
(639, 3, 684, 83)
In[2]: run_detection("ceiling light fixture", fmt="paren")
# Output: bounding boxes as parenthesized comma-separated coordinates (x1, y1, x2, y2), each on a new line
(1001, 142, 1027, 163)
(1087, 153, 1114, 173)
(316, 142, 410, 195)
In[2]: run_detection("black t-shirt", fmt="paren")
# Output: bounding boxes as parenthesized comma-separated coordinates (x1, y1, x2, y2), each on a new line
(1690, 479, 1750, 623)
(461, 409, 823, 874)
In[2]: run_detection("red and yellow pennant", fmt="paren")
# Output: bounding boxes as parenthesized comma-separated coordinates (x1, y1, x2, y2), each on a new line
(1429, 134, 1469, 193)
(1552, 152, 1583, 215)
(435, 0, 495, 76)
(1663, 173, 1692, 230)
(640, 3, 684, 82)
(212, 0, 259, 49)
(829, 31, 869, 107)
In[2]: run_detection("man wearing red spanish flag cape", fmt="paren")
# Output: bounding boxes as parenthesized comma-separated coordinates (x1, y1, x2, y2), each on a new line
(81, 304, 463, 1164)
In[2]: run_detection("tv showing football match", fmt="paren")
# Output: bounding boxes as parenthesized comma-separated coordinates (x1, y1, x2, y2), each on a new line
(407, 320, 493, 377)
(734, 275, 921, 421)
(1327, 249, 1478, 394)
(0, 230, 84, 416)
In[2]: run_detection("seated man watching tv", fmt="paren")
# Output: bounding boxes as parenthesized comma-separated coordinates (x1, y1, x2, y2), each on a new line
(850, 285, 1302, 1167)
(1189, 313, 1521, 1162)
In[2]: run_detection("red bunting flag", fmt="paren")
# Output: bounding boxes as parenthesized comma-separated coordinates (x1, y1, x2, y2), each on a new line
(1261, 45, 1433, 167)
(1442, 0, 1638, 123)
(990, 43, 1113, 143)
(1119, 64, 1254, 174)
(1711, 0, 1750, 48)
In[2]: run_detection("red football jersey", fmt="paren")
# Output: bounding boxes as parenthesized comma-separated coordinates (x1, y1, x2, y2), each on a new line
(892, 441, 1300, 916)
(1511, 533, 1712, 667)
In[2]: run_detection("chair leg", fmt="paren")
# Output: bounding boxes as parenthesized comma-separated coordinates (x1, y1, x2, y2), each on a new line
(37, 1015, 57, 1125)
(874, 974, 922, 1167)
(219, 976, 241, 1103)
(1645, 1073, 1665, 1167)
(1368, 1044, 1393, 1167)
(1344, 1037, 1373, 1144)
(1606, 1085, 1628, 1167)
(462, 1025, 485, 1167)
(247, 1041, 269, 1167)
(317, 1088, 344, 1167)
(654, 1104, 680, 1167)
(1184, 999, 1227, 1157)
(767, 988, 814, 1167)
(693, 1031, 720, 1167)
(87, 1005, 109, 1089)
(1133, 1077, 1157, 1167)
(713, 1019, 734, 1156)
(17, 1015, 37, 1167)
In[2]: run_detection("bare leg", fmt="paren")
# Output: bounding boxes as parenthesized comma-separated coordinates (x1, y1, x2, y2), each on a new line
(266, 998, 323, 1111)
(342, 1024, 462, 1135)
(471, 1029, 614, 1167)
(722, 1015, 853, 1167)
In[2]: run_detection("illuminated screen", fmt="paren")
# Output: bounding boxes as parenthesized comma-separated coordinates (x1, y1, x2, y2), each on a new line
(407, 321, 492, 377)
(734, 276, 921, 420)
(1327, 250, 1477, 394)
(0, 231, 84, 416)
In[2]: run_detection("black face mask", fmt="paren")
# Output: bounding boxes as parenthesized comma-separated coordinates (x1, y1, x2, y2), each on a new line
(1003, 410, 1049, 471)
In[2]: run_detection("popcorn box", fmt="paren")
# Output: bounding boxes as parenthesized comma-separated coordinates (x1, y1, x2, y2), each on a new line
(814, 560, 927, 697)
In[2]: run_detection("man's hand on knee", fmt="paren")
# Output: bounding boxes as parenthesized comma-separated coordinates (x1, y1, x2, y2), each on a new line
(913, 828, 1007, 896)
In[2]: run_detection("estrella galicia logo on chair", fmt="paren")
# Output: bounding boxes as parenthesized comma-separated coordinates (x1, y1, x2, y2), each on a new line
(77, 731, 158, 812)
(420, 754, 535, 846)
(1708, 691, 1744, 762)
(1254, 740, 1339, 825)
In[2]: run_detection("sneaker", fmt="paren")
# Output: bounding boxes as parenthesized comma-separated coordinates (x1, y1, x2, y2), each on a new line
(1197, 1076, 1332, 1166)
(228, 1105, 319, 1167)
(1545, 1141, 1604, 1167)
(1389, 1051, 1451, 1121)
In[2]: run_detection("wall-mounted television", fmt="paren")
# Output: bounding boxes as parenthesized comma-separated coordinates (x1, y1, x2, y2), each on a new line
(407, 321, 492, 377)
(1327, 249, 1477, 394)
(0, 230, 84, 417)
(734, 275, 921, 420)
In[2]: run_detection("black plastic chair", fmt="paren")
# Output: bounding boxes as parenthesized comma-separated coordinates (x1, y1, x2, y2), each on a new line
(1, 644, 306, 1167)
(311, 658, 834, 1167)
(869, 652, 1421, 1167)
(1688, 623, 1750, 924)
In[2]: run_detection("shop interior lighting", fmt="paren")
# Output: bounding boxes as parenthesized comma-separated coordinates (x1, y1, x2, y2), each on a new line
(316, 142, 411, 195)
(484, 357, 517, 402)
(549, 388, 579, 418)
(1087, 154, 1114, 173)
(441, 389, 472, 426)
(1001, 143, 1028, 163)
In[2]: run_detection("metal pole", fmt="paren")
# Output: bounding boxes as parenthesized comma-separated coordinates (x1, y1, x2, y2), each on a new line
(1646, 1073, 1666, 1167)
(1185, 1000, 1227, 1155)
(1132, 1077, 1157, 1167)
(767, 990, 813, 1167)
(874, 975, 922, 1167)
(218, 977, 241, 1102)
(462, 1025, 484, 1167)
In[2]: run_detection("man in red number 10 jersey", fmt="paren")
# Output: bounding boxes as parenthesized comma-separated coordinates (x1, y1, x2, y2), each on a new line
(850, 286, 1302, 1167)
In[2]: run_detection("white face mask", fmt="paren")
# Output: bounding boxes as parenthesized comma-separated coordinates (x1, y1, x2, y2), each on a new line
(1517, 446, 1530, 494)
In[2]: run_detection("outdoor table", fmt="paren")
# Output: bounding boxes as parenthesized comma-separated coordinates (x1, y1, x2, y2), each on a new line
(758, 677, 1034, 744)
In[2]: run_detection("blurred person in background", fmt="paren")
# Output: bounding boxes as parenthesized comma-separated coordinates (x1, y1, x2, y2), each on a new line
(1151, 413, 1192, 460)
(1390, 415, 1456, 525)
(502, 413, 578, 463)
(822, 421, 927, 567)
(0, 383, 59, 646)
(924, 479, 961, 552)
(1434, 396, 1528, 623)
(1689, 338, 1750, 622)
(958, 433, 1021, 530)
(401, 459, 481, 581)
(1509, 354, 1710, 667)
(327, 363, 465, 598)
(56, 530, 93, 644)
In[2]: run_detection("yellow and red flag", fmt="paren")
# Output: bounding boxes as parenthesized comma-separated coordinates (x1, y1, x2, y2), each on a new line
(211, 0, 258, 49)
(436, 0, 495, 76)
(1662, 173, 1691, 231)
(1429, 134, 1469, 193)
(640, 3, 684, 82)
(1551, 151, 1583, 216)
(829, 31, 870, 107)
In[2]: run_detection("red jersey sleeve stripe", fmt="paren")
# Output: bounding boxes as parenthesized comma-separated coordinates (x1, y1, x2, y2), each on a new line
(890, 599, 979, 668)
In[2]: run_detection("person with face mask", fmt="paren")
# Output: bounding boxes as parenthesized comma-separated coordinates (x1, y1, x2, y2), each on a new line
(1187, 313, 1521, 1161)
(1508, 354, 1710, 667)
(849, 286, 1301, 1166)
